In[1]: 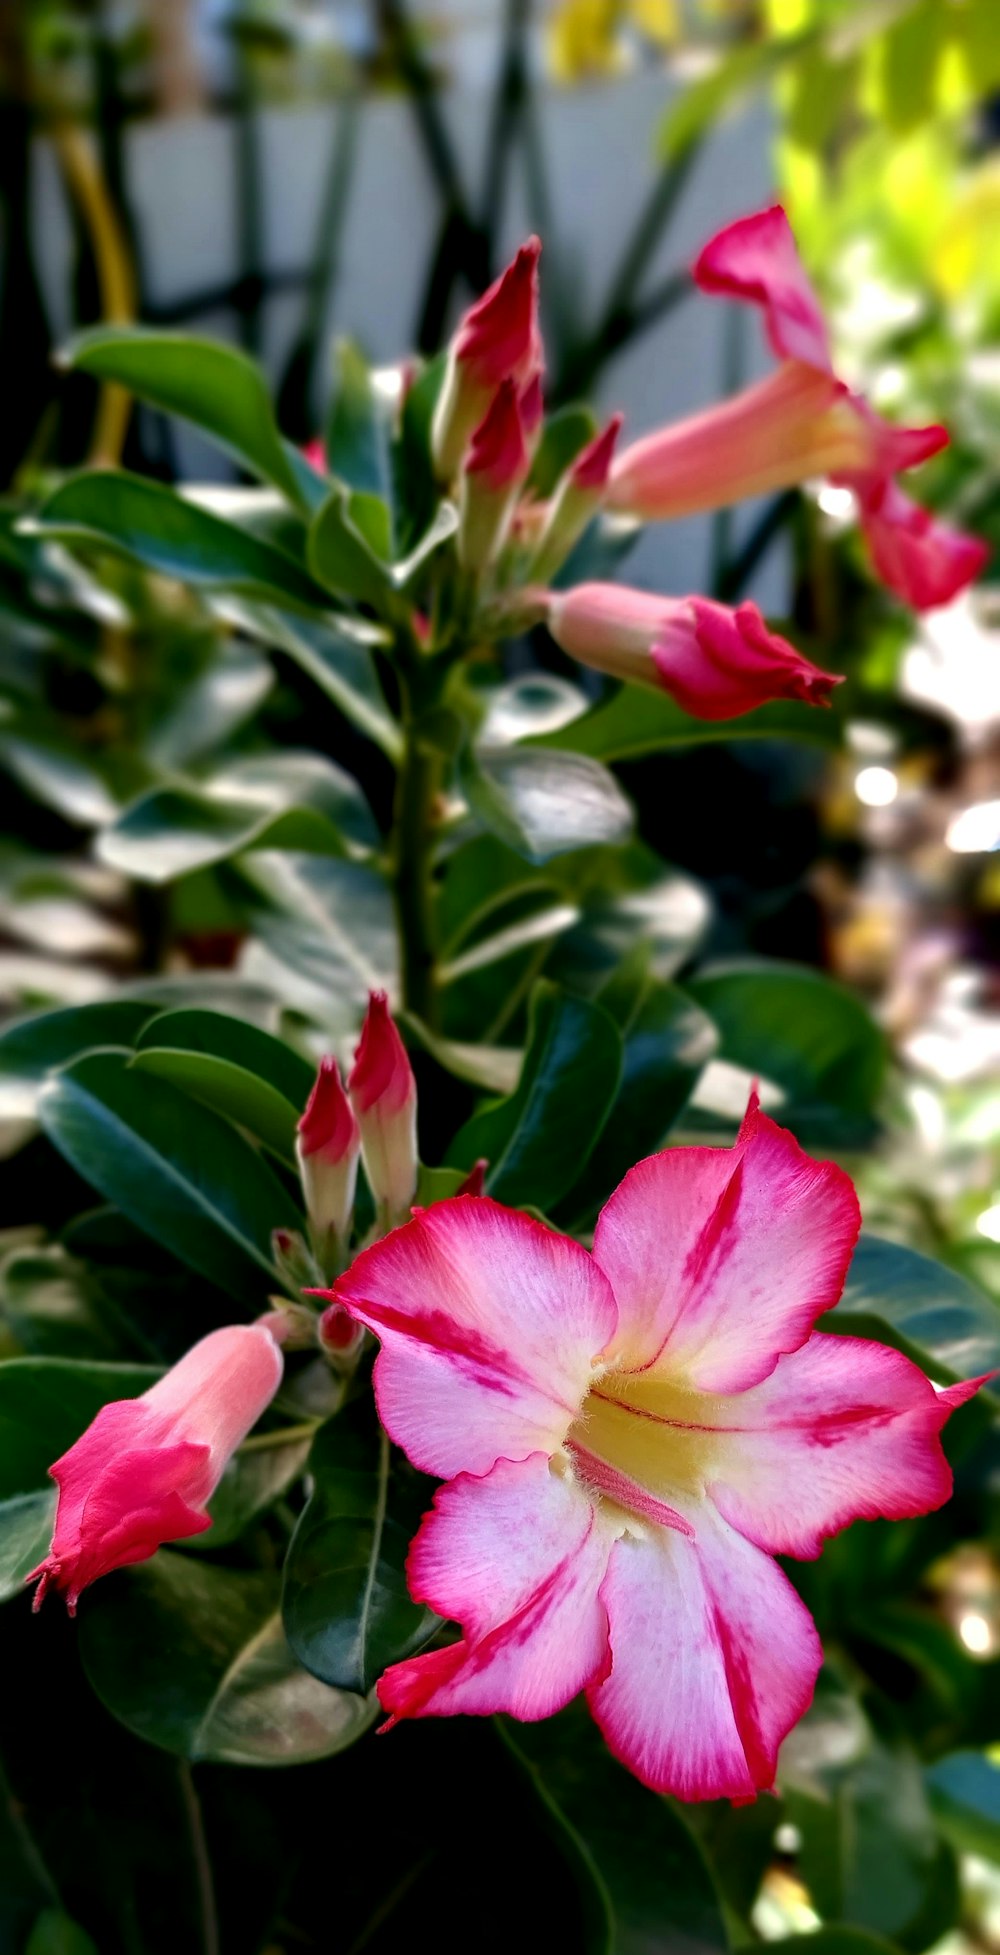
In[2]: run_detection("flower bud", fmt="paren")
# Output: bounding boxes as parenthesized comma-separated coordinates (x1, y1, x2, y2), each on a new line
(27, 1323, 284, 1614)
(547, 581, 841, 720)
(529, 414, 622, 585)
(431, 237, 541, 482)
(272, 1226, 319, 1295)
(348, 992, 418, 1227)
(457, 1158, 488, 1197)
(457, 379, 531, 573)
(296, 1057, 360, 1257)
(317, 1300, 366, 1369)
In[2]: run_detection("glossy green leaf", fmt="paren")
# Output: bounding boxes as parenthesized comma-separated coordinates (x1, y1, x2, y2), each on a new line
(234, 853, 398, 1033)
(835, 1234, 1000, 1389)
(559, 975, 717, 1222)
(79, 1552, 374, 1764)
(63, 327, 305, 506)
(0, 1490, 56, 1603)
(927, 1749, 1000, 1861)
(129, 1050, 300, 1163)
(98, 751, 378, 883)
(548, 843, 711, 989)
(197, 1429, 314, 1550)
(282, 1398, 437, 1695)
(28, 473, 326, 611)
(226, 601, 401, 757)
(536, 683, 841, 760)
(688, 959, 886, 1129)
(463, 746, 633, 864)
(0, 1357, 158, 1499)
(25, 1910, 99, 1955)
(447, 980, 622, 1210)
(503, 1707, 729, 1955)
(134, 1008, 315, 1104)
(0, 999, 156, 1119)
(307, 487, 397, 611)
(0, 729, 148, 827)
(326, 340, 394, 512)
(528, 405, 599, 499)
(38, 1052, 295, 1303)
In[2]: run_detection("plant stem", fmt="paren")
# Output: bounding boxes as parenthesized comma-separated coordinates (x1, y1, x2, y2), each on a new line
(393, 686, 443, 1025)
(178, 1762, 220, 1955)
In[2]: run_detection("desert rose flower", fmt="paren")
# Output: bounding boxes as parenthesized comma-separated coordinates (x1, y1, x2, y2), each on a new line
(547, 580, 841, 719)
(607, 205, 987, 609)
(855, 477, 990, 611)
(328, 1092, 986, 1800)
(27, 1322, 285, 1615)
(296, 1055, 361, 1255)
(457, 378, 532, 572)
(348, 991, 418, 1225)
(432, 237, 541, 482)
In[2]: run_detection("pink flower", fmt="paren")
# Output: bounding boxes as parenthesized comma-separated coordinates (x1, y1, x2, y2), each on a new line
(547, 580, 841, 719)
(328, 1092, 984, 1800)
(27, 1323, 284, 1615)
(432, 238, 542, 481)
(348, 991, 418, 1224)
(607, 204, 986, 610)
(297, 1055, 361, 1248)
(855, 477, 990, 612)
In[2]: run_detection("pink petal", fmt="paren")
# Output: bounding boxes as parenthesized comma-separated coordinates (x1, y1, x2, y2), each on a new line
(592, 1092, 861, 1392)
(330, 1197, 618, 1478)
(378, 1453, 614, 1721)
(693, 204, 833, 374)
(856, 479, 989, 611)
(704, 1331, 977, 1558)
(588, 1500, 821, 1800)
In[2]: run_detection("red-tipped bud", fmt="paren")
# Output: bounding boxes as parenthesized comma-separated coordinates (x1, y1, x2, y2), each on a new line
(317, 1300, 366, 1368)
(458, 379, 532, 572)
(431, 237, 542, 481)
(457, 1158, 488, 1197)
(296, 1057, 360, 1251)
(528, 414, 623, 585)
(27, 1323, 284, 1614)
(348, 992, 418, 1225)
(271, 1225, 319, 1295)
(547, 582, 842, 721)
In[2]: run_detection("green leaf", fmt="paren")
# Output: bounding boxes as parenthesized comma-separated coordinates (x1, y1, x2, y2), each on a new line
(198, 1429, 314, 1550)
(927, 1749, 1000, 1862)
(134, 1007, 315, 1104)
(25, 1910, 99, 1955)
(0, 1357, 158, 1499)
(227, 602, 401, 757)
(447, 980, 622, 1210)
(79, 1552, 374, 1764)
(307, 486, 398, 611)
(326, 340, 394, 512)
(63, 327, 305, 507)
(0, 728, 148, 827)
(129, 1050, 301, 1164)
(835, 1234, 1000, 1389)
(0, 1490, 56, 1603)
(535, 682, 841, 760)
(38, 1052, 295, 1304)
(528, 406, 599, 499)
(687, 959, 886, 1134)
(659, 31, 814, 160)
(0, 999, 156, 1119)
(282, 1398, 437, 1695)
(502, 1707, 729, 1955)
(27, 472, 327, 611)
(393, 350, 447, 548)
(559, 975, 717, 1222)
(98, 751, 378, 883)
(463, 746, 633, 864)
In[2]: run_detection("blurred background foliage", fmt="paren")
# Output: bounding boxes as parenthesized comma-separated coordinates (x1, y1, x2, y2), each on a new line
(0, 3, 999, 1954)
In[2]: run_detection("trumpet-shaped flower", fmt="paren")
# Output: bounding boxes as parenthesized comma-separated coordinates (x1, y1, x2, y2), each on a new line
(329, 1093, 984, 1800)
(27, 1323, 285, 1614)
(607, 205, 987, 610)
(547, 581, 841, 719)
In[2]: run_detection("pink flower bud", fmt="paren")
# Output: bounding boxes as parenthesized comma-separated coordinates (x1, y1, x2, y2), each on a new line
(296, 1056, 361, 1248)
(432, 237, 542, 481)
(27, 1323, 284, 1614)
(457, 1158, 488, 1197)
(458, 379, 531, 572)
(529, 414, 623, 584)
(547, 581, 841, 720)
(348, 992, 419, 1225)
(318, 1300, 365, 1367)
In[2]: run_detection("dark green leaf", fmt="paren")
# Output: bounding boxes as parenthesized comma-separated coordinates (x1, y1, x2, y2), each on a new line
(25, 1910, 99, 1955)
(197, 1430, 314, 1550)
(835, 1234, 1000, 1390)
(326, 340, 394, 512)
(0, 1357, 158, 1499)
(307, 487, 397, 611)
(282, 1397, 436, 1695)
(463, 746, 633, 864)
(38, 1052, 294, 1304)
(528, 406, 599, 499)
(447, 980, 622, 1210)
(63, 328, 305, 506)
(0, 1490, 56, 1603)
(28, 473, 326, 611)
(227, 602, 401, 757)
(98, 751, 378, 883)
(687, 959, 886, 1131)
(535, 682, 841, 760)
(0, 1000, 156, 1120)
(927, 1749, 1000, 1861)
(129, 1050, 300, 1164)
(79, 1552, 374, 1764)
(134, 1008, 314, 1104)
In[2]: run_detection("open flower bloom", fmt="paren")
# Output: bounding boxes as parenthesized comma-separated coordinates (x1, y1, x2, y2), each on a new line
(547, 580, 841, 718)
(432, 237, 542, 482)
(27, 1323, 284, 1614)
(330, 1093, 985, 1800)
(607, 205, 987, 610)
